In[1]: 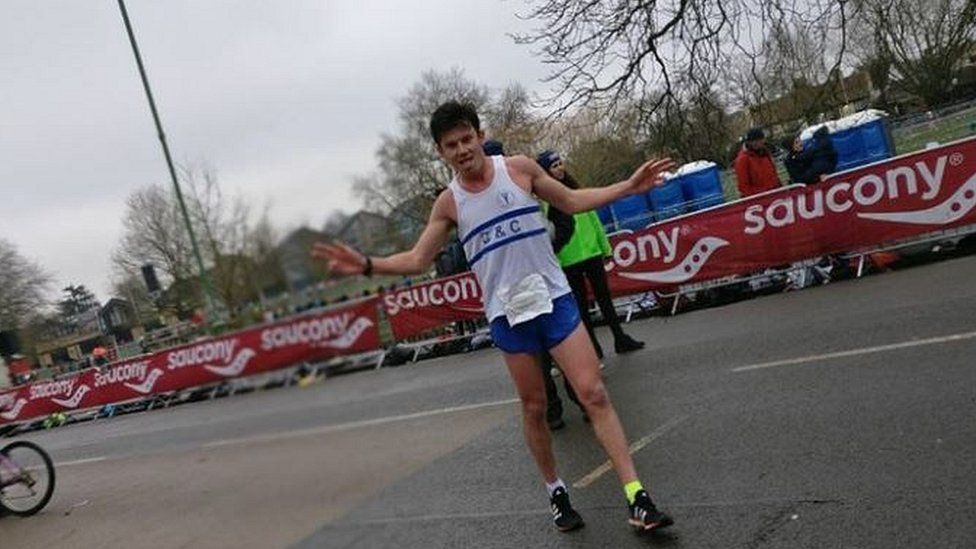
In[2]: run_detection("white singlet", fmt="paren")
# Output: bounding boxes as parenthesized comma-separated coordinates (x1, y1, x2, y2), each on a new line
(449, 155, 572, 323)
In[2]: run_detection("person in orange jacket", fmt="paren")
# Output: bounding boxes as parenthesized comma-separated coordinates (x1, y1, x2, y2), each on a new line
(734, 127, 781, 197)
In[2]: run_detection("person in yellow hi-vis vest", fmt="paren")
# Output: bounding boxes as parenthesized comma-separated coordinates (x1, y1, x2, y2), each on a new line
(537, 150, 645, 430)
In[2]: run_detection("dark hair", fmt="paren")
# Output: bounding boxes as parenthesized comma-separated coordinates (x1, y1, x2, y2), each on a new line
(429, 101, 481, 144)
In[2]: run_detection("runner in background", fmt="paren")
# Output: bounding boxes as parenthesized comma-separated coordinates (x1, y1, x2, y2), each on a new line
(314, 101, 675, 534)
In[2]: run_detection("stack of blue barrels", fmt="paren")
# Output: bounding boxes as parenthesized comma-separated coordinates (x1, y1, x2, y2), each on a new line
(608, 194, 654, 231)
(597, 161, 726, 232)
(648, 178, 685, 221)
(803, 110, 895, 172)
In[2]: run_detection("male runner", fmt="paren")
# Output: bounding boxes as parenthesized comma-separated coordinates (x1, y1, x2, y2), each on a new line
(313, 101, 674, 533)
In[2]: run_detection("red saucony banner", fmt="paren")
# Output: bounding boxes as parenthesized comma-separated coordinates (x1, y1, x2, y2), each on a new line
(4, 138, 975, 426)
(0, 297, 381, 425)
(383, 272, 485, 340)
(604, 138, 976, 294)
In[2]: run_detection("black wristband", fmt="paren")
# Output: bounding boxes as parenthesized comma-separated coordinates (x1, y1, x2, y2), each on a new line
(363, 255, 373, 277)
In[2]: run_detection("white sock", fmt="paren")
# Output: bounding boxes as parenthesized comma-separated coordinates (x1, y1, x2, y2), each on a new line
(545, 478, 566, 498)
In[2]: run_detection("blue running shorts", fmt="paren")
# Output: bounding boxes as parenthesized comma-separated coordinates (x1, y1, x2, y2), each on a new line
(489, 293, 581, 354)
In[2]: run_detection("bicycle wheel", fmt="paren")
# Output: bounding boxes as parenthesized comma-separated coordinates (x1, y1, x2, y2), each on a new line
(0, 440, 56, 516)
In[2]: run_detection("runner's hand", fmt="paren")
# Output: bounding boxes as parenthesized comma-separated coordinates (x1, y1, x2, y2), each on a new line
(626, 158, 676, 194)
(311, 241, 367, 276)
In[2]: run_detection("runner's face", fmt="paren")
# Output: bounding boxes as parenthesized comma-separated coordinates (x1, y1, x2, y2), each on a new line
(436, 124, 485, 174)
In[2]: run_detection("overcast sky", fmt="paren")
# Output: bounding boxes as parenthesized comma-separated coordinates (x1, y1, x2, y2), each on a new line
(0, 0, 552, 302)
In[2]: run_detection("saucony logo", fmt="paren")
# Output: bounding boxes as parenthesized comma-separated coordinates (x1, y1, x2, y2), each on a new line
(0, 398, 28, 420)
(124, 368, 165, 394)
(617, 237, 730, 283)
(858, 171, 976, 225)
(316, 317, 374, 349)
(51, 384, 91, 409)
(204, 348, 257, 377)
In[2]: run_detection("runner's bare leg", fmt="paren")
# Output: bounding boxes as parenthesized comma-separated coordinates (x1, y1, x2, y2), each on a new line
(503, 352, 558, 482)
(550, 324, 639, 484)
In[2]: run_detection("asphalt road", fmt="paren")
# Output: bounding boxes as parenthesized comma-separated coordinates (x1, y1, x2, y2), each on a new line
(2, 255, 976, 548)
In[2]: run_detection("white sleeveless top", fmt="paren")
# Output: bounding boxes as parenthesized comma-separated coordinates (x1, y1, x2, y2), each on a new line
(449, 155, 571, 322)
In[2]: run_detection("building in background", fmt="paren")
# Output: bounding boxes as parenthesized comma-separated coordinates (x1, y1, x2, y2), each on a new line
(277, 227, 330, 295)
(100, 298, 144, 347)
(335, 210, 398, 256)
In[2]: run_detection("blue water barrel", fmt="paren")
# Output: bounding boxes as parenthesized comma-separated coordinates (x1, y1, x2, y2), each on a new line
(857, 118, 894, 165)
(831, 126, 867, 171)
(596, 205, 616, 232)
(808, 114, 895, 172)
(609, 194, 653, 231)
(676, 165, 724, 212)
(648, 179, 687, 220)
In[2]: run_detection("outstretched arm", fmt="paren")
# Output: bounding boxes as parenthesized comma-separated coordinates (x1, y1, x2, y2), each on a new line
(312, 192, 455, 276)
(510, 156, 674, 214)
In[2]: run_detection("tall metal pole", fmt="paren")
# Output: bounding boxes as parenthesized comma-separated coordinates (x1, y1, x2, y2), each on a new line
(116, 0, 219, 332)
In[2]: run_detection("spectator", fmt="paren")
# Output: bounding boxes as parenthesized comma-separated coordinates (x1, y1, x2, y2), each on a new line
(782, 126, 841, 288)
(734, 127, 781, 197)
(783, 126, 838, 185)
(536, 149, 645, 429)
(92, 346, 109, 369)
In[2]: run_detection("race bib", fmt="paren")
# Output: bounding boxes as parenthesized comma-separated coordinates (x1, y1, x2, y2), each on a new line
(499, 273, 553, 326)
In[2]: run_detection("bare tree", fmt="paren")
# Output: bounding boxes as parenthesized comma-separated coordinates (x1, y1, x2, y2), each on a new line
(354, 68, 490, 215)
(245, 209, 285, 302)
(0, 239, 51, 331)
(180, 164, 257, 318)
(482, 83, 545, 155)
(353, 69, 548, 222)
(113, 166, 279, 321)
(112, 183, 195, 285)
(646, 81, 738, 165)
(848, 23, 895, 109)
(112, 183, 201, 319)
(854, 0, 976, 107)
(536, 105, 648, 186)
(514, 0, 852, 120)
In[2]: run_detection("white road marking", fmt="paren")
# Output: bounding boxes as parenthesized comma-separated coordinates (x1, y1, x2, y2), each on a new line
(573, 415, 688, 489)
(731, 330, 976, 373)
(56, 457, 107, 467)
(202, 398, 521, 449)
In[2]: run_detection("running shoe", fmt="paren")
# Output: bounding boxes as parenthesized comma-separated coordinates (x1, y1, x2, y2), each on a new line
(550, 486, 584, 531)
(628, 490, 674, 531)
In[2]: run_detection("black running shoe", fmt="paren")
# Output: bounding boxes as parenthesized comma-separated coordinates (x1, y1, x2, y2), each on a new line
(550, 486, 584, 531)
(614, 335, 645, 354)
(628, 490, 673, 531)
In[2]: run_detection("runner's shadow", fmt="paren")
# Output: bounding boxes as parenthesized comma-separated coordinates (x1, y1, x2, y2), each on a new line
(635, 529, 682, 546)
